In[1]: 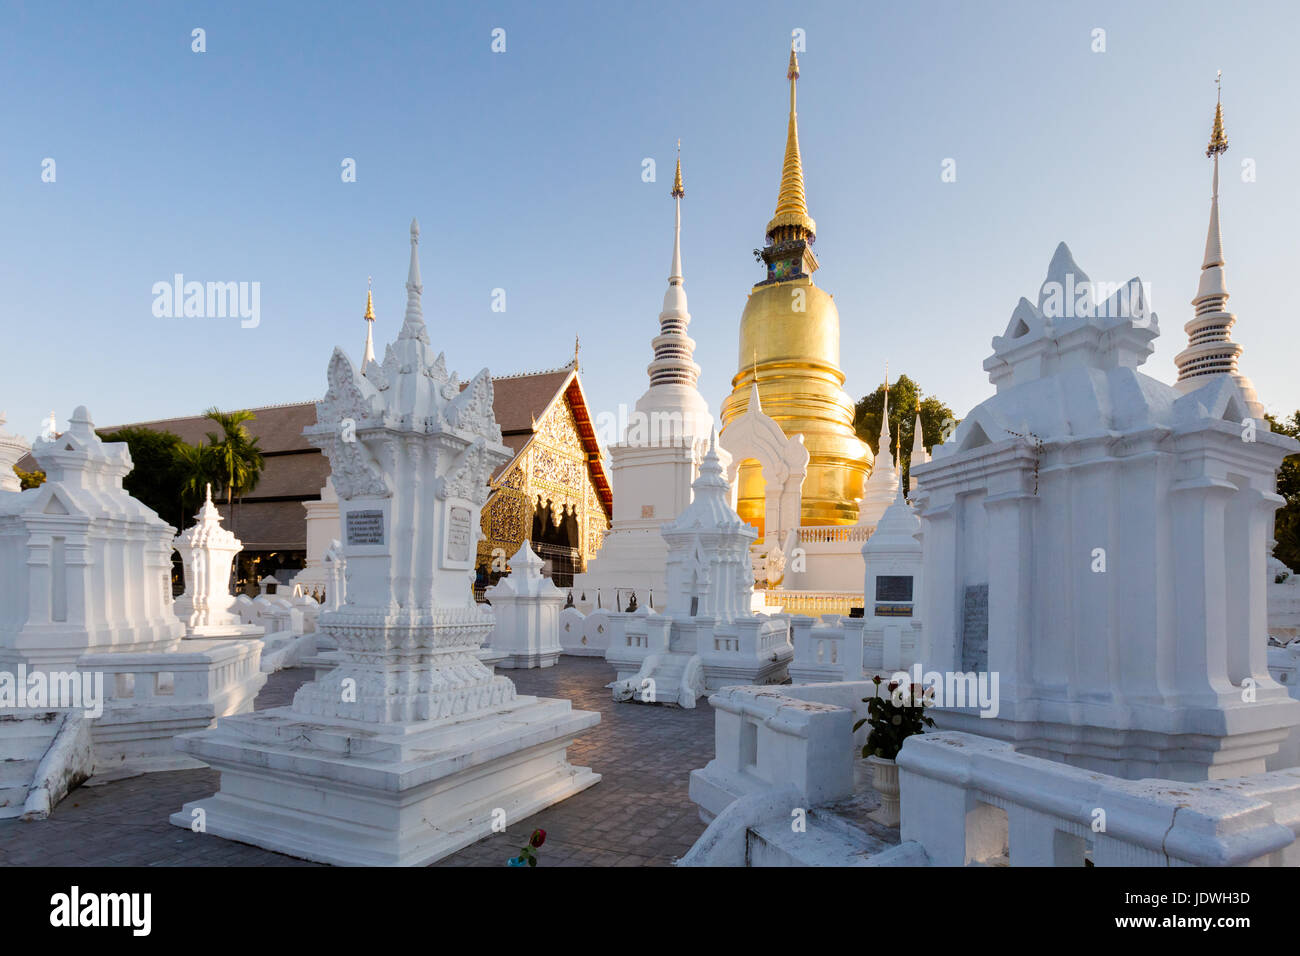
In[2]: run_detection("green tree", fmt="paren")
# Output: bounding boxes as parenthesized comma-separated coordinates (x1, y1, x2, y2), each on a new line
(172, 440, 222, 526)
(97, 426, 190, 529)
(853, 374, 958, 490)
(1268, 411, 1300, 574)
(203, 408, 265, 535)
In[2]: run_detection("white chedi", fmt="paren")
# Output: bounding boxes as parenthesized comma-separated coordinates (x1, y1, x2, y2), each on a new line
(173, 484, 262, 638)
(911, 242, 1300, 781)
(484, 542, 566, 668)
(572, 157, 718, 610)
(171, 219, 600, 867)
(608, 434, 792, 707)
(0, 406, 183, 671)
(855, 380, 899, 528)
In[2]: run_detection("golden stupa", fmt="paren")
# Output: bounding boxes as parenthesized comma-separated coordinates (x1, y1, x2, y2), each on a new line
(719, 46, 870, 534)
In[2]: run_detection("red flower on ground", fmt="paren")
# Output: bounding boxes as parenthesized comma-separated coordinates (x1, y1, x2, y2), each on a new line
(530, 828, 546, 848)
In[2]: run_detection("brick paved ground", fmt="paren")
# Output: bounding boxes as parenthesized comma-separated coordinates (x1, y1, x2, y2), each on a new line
(0, 657, 715, 867)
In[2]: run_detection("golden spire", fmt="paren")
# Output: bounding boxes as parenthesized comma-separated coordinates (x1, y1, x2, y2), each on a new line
(364, 275, 375, 320)
(671, 139, 684, 198)
(766, 41, 816, 239)
(1207, 71, 1228, 157)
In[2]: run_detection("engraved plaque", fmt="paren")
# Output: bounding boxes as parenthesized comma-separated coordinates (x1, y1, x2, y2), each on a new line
(875, 575, 914, 602)
(446, 505, 472, 562)
(346, 510, 385, 546)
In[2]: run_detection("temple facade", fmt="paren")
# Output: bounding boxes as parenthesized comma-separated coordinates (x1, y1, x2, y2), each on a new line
(476, 361, 612, 588)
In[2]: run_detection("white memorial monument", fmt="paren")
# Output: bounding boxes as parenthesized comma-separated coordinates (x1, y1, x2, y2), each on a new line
(172, 220, 600, 865)
(910, 239, 1300, 781)
(607, 435, 791, 707)
(0, 406, 264, 811)
(483, 542, 566, 668)
(173, 484, 264, 639)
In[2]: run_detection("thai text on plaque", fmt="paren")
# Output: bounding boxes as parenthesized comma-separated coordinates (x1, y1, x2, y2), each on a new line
(346, 510, 385, 546)
(446, 506, 472, 562)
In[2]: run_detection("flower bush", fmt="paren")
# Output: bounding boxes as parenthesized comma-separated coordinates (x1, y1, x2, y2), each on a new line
(853, 675, 936, 761)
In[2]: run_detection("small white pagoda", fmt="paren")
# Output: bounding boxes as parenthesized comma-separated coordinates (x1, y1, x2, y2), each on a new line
(607, 435, 791, 707)
(173, 484, 263, 639)
(484, 541, 566, 668)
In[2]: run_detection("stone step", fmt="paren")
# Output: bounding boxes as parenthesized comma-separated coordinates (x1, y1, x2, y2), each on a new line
(0, 714, 61, 761)
(747, 808, 898, 866)
(0, 763, 37, 815)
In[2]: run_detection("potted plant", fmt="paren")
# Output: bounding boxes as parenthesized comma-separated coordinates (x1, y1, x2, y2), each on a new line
(853, 675, 935, 826)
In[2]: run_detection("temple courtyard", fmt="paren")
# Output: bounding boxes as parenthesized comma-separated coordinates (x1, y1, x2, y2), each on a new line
(0, 659, 716, 868)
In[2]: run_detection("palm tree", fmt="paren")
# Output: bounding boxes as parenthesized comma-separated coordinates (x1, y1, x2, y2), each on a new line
(173, 441, 219, 528)
(203, 407, 266, 536)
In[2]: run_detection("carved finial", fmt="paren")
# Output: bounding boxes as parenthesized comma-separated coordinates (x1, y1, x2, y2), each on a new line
(1207, 71, 1228, 157)
(573, 334, 580, 369)
(671, 140, 684, 199)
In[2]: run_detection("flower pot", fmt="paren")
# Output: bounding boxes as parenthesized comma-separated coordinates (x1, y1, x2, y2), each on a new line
(867, 755, 901, 827)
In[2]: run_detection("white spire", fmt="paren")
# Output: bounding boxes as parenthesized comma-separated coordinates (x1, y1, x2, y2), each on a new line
(647, 149, 701, 391)
(1173, 78, 1262, 416)
(879, 371, 894, 469)
(856, 370, 901, 527)
(399, 218, 427, 342)
(361, 277, 377, 368)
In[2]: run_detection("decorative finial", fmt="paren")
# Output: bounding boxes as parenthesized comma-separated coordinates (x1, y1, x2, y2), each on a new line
(671, 140, 684, 199)
(573, 334, 580, 369)
(766, 43, 816, 241)
(364, 276, 375, 321)
(205, 482, 212, 502)
(1207, 71, 1228, 157)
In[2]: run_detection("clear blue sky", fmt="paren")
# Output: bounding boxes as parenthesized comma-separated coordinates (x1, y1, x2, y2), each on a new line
(3, 0, 1297, 445)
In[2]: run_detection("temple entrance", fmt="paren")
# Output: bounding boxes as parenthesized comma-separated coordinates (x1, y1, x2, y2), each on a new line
(530, 498, 581, 587)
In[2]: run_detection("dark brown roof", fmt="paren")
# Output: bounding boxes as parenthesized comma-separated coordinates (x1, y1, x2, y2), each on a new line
(210, 499, 310, 551)
(105, 402, 320, 455)
(82, 364, 611, 546)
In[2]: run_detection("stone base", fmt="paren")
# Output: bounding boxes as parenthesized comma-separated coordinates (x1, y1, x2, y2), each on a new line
(494, 646, 563, 669)
(170, 695, 600, 866)
(936, 699, 1299, 782)
(184, 623, 266, 640)
(85, 638, 266, 776)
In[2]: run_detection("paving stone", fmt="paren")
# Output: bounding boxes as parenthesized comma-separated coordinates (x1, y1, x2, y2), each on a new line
(0, 658, 717, 867)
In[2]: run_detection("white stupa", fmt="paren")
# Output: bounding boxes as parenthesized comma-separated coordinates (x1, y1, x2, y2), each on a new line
(856, 371, 899, 527)
(571, 148, 720, 611)
(1173, 77, 1266, 418)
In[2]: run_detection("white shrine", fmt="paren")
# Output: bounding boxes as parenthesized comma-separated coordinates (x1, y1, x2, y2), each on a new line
(483, 542, 566, 668)
(173, 484, 264, 639)
(607, 435, 791, 707)
(571, 153, 719, 611)
(0, 407, 264, 815)
(908, 238, 1298, 780)
(171, 220, 600, 866)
